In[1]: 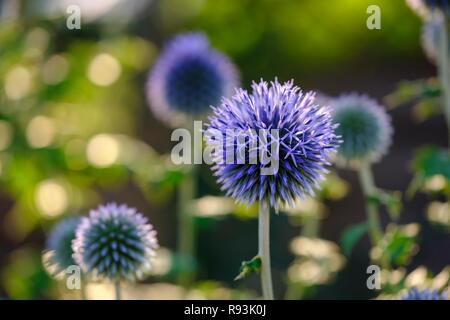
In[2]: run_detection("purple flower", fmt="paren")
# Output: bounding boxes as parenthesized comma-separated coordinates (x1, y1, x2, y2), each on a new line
(146, 32, 239, 126)
(401, 287, 447, 300)
(205, 79, 339, 209)
(330, 93, 393, 167)
(72, 203, 158, 281)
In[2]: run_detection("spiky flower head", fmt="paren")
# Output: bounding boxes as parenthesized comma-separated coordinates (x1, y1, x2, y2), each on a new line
(401, 288, 447, 300)
(205, 79, 339, 210)
(330, 93, 392, 167)
(72, 203, 158, 281)
(146, 32, 239, 126)
(424, 0, 450, 16)
(43, 216, 82, 277)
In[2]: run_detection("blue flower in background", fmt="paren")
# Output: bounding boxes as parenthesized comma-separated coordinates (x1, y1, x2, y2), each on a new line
(205, 79, 339, 209)
(401, 287, 447, 300)
(146, 32, 239, 126)
(330, 93, 392, 167)
(73, 203, 158, 281)
(43, 216, 82, 277)
(425, 0, 450, 16)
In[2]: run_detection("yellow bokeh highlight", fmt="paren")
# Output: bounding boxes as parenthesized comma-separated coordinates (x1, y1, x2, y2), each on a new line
(35, 180, 68, 218)
(87, 53, 121, 86)
(4, 66, 32, 100)
(26, 116, 56, 148)
(86, 134, 120, 167)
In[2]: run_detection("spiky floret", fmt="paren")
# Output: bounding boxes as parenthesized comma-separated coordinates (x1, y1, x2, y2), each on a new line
(330, 93, 392, 167)
(72, 203, 158, 281)
(43, 216, 82, 277)
(205, 79, 339, 210)
(146, 32, 239, 126)
(401, 287, 447, 300)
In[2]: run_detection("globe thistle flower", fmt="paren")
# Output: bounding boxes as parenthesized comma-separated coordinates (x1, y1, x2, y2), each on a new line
(205, 79, 339, 210)
(43, 216, 82, 277)
(424, 0, 450, 16)
(401, 287, 447, 300)
(146, 32, 239, 126)
(330, 93, 393, 167)
(73, 203, 158, 281)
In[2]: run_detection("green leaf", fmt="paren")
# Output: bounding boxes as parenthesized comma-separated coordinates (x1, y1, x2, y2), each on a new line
(340, 222, 368, 256)
(234, 256, 261, 281)
(413, 147, 450, 179)
(367, 190, 402, 221)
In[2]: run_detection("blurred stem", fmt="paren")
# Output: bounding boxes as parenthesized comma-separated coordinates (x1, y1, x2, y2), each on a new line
(80, 277, 87, 300)
(177, 165, 197, 286)
(437, 15, 450, 147)
(114, 280, 121, 300)
(176, 121, 198, 287)
(302, 214, 320, 238)
(358, 164, 382, 246)
(258, 200, 274, 300)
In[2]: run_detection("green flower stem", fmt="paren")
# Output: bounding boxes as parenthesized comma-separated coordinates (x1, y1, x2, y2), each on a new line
(358, 164, 383, 246)
(258, 200, 274, 300)
(80, 277, 87, 300)
(176, 165, 197, 286)
(438, 15, 450, 147)
(114, 280, 121, 300)
(176, 120, 198, 287)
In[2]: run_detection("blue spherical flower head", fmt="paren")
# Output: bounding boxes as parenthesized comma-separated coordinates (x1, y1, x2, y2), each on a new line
(73, 203, 159, 281)
(425, 0, 450, 16)
(205, 79, 339, 210)
(330, 94, 392, 167)
(43, 216, 82, 277)
(147, 32, 239, 126)
(401, 287, 447, 300)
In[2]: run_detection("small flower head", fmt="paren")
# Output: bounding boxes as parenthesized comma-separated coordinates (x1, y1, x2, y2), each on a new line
(146, 32, 239, 126)
(401, 287, 447, 300)
(43, 216, 82, 277)
(424, 0, 450, 16)
(330, 93, 392, 167)
(72, 203, 158, 281)
(205, 79, 339, 209)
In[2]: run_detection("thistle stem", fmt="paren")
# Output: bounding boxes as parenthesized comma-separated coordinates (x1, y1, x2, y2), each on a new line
(114, 280, 121, 300)
(176, 121, 198, 287)
(80, 277, 87, 300)
(437, 15, 450, 147)
(258, 200, 274, 300)
(358, 164, 383, 246)
(177, 165, 197, 286)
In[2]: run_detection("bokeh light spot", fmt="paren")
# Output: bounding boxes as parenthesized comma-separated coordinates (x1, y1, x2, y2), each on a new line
(26, 116, 56, 148)
(87, 53, 121, 86)
(86, 134, 120, 167)
(4, 66, 32, 100)
(35, 180, 68, 218)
